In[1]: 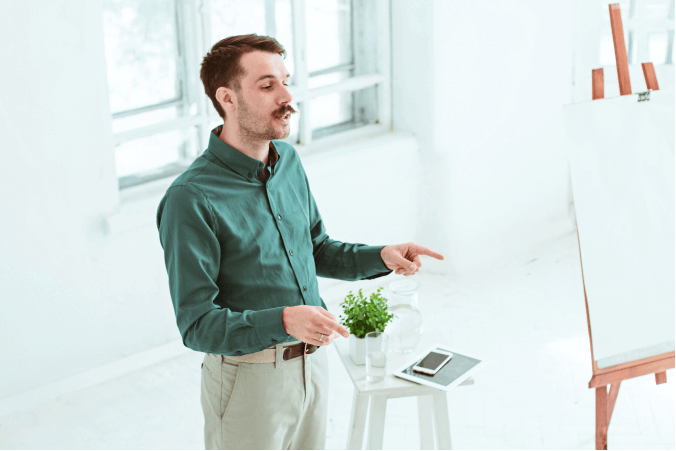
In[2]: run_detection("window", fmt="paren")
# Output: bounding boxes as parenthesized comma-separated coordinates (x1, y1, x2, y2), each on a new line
(571, 0, 674, 102)
(102, 0, 391, 189)
(598, 0, 674, 65)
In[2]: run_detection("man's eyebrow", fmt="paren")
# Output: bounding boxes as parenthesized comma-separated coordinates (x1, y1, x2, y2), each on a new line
(255, 73, 291, 83)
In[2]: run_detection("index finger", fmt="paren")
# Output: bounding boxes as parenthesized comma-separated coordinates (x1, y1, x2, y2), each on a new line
(415, 244, 444, 260)
(322, 317, 350, 338)
(316, 306, 350, 337)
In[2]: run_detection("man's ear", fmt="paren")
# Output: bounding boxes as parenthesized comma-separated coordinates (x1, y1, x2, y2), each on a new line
(215, 86, 236, 115)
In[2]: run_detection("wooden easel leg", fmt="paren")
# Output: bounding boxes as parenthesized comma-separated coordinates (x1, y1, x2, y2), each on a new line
(595, 382, 621, 449)
(641, 62, 659, 91)
(596, 386, 608, 450)
(592, 68, 604, 100)
(609, 3, 632, 95)
(607, 382, 621, 426)
(655, 372, 667, 384)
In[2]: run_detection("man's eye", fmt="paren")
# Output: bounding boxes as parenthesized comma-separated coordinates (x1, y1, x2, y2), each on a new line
(283, 83, 289, 87)
(263, 86, 272, 89)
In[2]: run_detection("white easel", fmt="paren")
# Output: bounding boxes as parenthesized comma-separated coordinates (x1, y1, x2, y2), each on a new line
(566, 4, 674, 449)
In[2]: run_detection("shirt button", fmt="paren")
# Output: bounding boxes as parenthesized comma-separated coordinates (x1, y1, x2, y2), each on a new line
(303, 286, 307, 292)
(289, 250, 293, 256)
(277, 214, 282, 220)
(271, 339, 277, 343)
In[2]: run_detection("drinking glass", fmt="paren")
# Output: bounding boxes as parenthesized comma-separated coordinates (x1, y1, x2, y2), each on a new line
(366, 331, 389, 382)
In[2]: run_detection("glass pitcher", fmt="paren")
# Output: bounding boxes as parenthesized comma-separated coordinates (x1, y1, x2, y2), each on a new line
(384, 279, 423, 353)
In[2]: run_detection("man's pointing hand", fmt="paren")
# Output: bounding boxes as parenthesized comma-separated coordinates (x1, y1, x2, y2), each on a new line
(282, 305, 349, 346)
(380, 242, 444, 276)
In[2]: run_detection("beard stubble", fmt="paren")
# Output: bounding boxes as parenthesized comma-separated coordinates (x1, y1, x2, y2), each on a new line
(237, 95, 297, 141)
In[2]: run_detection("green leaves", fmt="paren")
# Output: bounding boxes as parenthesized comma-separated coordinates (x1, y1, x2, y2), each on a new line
(338, 287, 395, 339)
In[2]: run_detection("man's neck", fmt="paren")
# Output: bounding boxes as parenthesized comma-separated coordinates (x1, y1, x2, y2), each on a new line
(219, 123, 269, 166)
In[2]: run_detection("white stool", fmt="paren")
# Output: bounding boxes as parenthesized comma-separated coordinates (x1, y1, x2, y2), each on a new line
(333, 336, 473, 450)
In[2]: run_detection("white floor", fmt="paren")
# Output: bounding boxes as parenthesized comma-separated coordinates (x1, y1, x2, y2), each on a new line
(0, 231, 673, 449)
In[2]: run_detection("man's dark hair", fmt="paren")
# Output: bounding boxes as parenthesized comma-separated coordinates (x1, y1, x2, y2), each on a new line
(200, 34, 286, 119)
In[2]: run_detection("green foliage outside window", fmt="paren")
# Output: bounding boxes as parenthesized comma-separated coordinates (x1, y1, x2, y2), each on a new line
(339, 287, 394, 339)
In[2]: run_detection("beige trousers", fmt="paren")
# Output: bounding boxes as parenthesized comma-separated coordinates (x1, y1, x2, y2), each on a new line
(200, 345, 329, 450)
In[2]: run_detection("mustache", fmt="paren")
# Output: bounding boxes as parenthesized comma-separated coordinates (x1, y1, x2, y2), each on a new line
(272, 104, 298, 118)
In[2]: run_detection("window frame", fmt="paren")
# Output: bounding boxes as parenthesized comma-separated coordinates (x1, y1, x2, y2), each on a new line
(108, 0, 392, 189)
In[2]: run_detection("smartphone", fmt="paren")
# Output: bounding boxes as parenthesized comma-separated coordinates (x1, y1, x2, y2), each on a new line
(412, 349, 453, 375)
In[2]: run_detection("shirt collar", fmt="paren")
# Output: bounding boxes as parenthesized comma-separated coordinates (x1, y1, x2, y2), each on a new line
(206, 126, 280, 182)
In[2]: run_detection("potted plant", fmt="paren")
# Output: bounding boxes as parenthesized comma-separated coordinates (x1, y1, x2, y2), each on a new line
(339, 287, 394, 365)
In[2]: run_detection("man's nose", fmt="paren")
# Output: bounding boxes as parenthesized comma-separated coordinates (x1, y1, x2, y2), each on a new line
(279, 84, 293, 104)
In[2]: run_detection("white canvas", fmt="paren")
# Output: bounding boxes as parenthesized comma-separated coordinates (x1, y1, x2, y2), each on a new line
(563, 89, 675, 366)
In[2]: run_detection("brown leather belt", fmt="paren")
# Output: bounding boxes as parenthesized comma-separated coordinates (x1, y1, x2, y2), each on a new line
(221, 341, 319, 364)
(283, 342, 319, 360)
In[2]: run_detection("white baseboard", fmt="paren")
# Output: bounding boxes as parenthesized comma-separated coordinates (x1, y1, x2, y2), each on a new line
(0, 339, 191, 418)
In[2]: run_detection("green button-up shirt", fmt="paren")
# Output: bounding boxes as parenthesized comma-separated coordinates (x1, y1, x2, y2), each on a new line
(157, 128, 392, 356)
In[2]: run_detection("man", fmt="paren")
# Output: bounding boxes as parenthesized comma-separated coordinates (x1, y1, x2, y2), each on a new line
(156, 34, 444, 450)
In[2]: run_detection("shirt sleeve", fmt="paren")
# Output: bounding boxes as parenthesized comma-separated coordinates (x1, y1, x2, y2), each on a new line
(302, 174, 393, 281)
(157, 184, 290, 355)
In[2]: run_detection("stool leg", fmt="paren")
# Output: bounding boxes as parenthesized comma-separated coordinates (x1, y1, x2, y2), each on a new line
(367, 395, 388, 449)
(417, 395, 436, 450)
(347, 391, 370, 450)
(432, 391, 452, 449)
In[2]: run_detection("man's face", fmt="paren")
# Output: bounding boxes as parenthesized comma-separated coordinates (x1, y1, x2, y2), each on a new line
(233, 51, 295, 140)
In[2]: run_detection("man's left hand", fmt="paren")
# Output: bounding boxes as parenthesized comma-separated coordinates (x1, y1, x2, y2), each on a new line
(380, 243, 445, 276)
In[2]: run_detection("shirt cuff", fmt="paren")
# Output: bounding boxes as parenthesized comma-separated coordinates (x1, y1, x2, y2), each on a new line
(253, 306, 290, 348)
(359, 245, 390, 272)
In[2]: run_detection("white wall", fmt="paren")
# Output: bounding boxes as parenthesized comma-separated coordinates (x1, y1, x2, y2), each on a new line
(4, 0, 652, 405)
(393, 0, 576, 274)
(0, 1, 418, 402)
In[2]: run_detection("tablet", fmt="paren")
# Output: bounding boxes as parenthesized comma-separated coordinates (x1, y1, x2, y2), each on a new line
(392, 343, 488, 391)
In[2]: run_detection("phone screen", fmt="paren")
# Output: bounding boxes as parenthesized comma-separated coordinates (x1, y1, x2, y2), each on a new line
(418, 351, 450, 370)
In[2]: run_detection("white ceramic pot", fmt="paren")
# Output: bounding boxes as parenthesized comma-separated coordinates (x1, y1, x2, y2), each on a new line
(349, 334, 366, 365)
